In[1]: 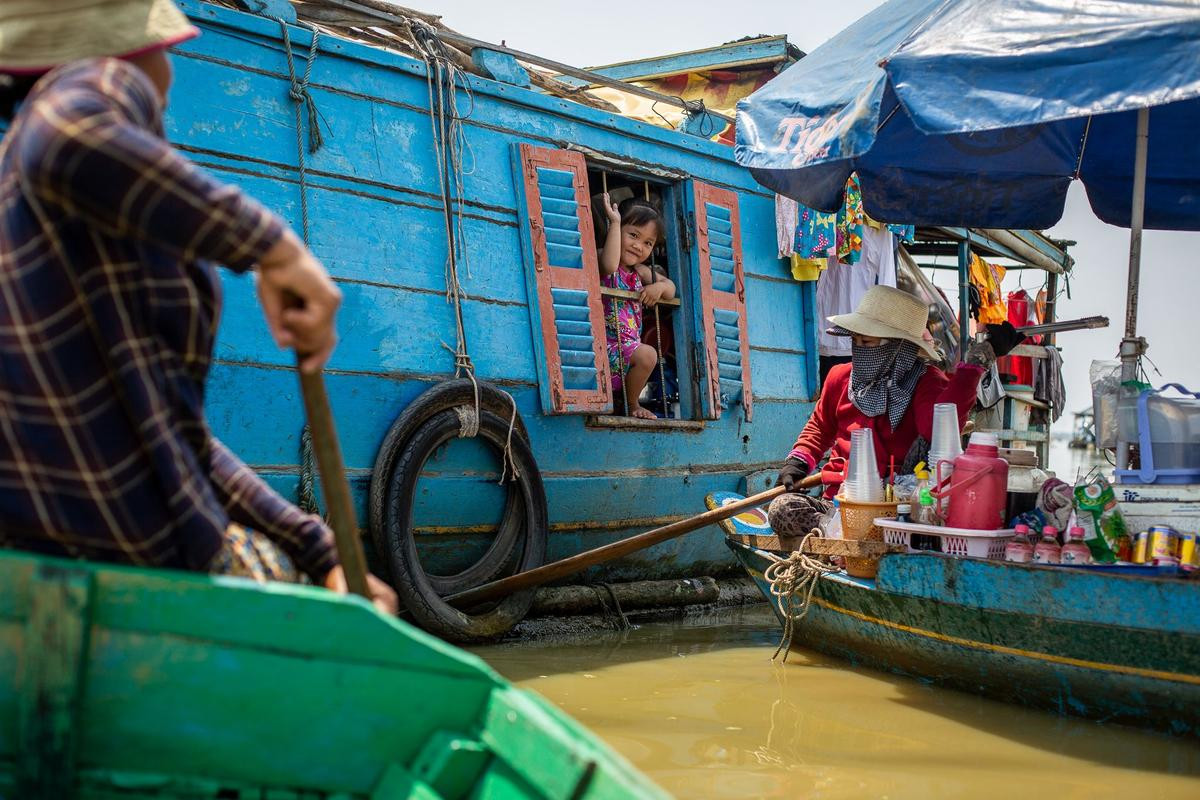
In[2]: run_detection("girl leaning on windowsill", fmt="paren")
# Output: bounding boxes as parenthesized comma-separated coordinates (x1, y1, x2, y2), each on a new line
(597, 194, 676, 419)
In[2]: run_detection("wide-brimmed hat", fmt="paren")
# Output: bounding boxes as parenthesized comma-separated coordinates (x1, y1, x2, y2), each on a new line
(0, 0, 199, 74)
(827, 285, 939, 360)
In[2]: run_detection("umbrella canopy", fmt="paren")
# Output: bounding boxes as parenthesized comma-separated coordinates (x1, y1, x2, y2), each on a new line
(735, 0, 1200, 230)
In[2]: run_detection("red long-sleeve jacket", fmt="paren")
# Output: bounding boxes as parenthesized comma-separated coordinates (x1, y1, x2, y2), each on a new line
(790, 362, 985, 498)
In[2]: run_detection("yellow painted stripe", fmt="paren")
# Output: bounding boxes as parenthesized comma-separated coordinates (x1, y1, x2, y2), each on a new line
(811, 596, 1200, 687)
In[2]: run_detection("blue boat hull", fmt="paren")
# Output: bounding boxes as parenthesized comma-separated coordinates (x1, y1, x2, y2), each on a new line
(730, 541, 1200, 738)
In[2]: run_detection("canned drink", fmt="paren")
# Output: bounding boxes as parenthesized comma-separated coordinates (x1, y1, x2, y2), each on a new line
(1132, 530, 1149, 564)
(1177, 531, 1196, 566)
(1152, 555, 1180, 570)
(1149, 525, 1177, 561)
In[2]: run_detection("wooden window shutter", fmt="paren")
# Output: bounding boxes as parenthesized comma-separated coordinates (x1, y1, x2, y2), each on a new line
(512, 144, 612, 414)
(686, 180, 753, 421)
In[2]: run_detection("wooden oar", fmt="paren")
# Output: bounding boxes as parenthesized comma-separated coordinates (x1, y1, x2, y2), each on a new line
(446, 474, 822, 609)
(295, 363, 371, 599)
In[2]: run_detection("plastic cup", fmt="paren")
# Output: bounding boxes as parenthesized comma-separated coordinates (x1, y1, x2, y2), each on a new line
(930, 403, 963, 462)
(844, 429, 883, 501)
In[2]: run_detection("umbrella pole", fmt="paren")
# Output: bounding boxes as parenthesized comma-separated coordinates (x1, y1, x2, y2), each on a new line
(1116, 107, 1150, 472)
(957, 241, 971, 361)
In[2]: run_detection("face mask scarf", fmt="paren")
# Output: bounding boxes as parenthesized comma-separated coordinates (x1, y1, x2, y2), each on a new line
(848, 339, 927, 430)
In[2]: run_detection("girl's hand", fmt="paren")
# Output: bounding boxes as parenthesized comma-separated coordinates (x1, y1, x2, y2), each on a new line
(640, 281, 669, 308)
(602, 192, 621, 224)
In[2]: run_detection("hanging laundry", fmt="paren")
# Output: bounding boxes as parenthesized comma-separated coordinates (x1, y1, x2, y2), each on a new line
(790, 254, 826, 282)
(836, 172, 865, 264)
(886, 223, 915, 242)
(817, 224, 898, 358)
(794, 205, 837, 259)
(1035, 346, 1066, 422)
(775, 194, 799, 258)
(968, 252, 1008, 324)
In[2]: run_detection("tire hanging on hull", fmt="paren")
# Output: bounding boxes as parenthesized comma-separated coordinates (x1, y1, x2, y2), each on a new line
(369, 379, 547, 642)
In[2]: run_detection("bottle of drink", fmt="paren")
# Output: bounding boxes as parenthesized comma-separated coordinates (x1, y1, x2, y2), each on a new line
(1005, 523, 1034, 563)
(1033, 525, 1061, 564)
(916, 488, 936, 525)
(1060, 525, 1092, 565)
(910, 462, 930, 508)
(896, 503, 912, 523)
(825, 499, 843, 539)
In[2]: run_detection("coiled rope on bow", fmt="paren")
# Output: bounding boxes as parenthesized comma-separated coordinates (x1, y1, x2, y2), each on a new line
(413, 21, 519, 484)
(763, 532, 836, 662)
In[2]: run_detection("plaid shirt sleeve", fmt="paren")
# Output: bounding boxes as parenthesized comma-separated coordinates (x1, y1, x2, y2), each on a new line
(14, 60, 282, 271)
(208, 438, 339, 581)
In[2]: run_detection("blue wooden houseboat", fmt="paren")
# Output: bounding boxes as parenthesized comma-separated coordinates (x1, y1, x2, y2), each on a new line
(174, 1, 818, 590)
(141, 1, 1071, 637)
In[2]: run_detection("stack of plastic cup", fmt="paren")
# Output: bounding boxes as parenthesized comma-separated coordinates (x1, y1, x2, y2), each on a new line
(927, 402, 963, 481)
(842, 428, 884, 501)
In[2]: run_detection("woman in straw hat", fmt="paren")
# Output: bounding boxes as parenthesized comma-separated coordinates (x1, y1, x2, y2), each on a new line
(0, 1, 395, 611)
(769, 285, 1022, 535)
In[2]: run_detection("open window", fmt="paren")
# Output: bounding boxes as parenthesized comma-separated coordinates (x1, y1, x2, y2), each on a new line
(513, 144, 750, 425)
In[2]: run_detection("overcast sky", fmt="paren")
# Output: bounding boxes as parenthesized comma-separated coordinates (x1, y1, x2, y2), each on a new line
(434, 1, 1199, 436)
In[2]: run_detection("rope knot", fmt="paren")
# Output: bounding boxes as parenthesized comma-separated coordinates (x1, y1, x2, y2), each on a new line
(453, 404, 480, 439)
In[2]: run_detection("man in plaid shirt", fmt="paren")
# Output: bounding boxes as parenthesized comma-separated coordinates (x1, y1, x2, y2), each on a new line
(0, 0, 395, 611)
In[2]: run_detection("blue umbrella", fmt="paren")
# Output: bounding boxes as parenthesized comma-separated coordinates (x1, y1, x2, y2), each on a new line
(736, 0, 1200, 469)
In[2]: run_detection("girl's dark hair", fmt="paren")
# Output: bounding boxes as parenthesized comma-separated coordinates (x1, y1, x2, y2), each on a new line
(0, 73, 39, 121)
(617, 197, 662, 233)
(593, 195, 664, 241)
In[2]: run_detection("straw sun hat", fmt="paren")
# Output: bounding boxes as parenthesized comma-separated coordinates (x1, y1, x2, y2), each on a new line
(828, 285, 939, 360)
(0, 0, 198, 74)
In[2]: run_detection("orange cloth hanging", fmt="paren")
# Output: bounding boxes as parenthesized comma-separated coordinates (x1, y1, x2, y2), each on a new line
(969, 253, 1008, 325)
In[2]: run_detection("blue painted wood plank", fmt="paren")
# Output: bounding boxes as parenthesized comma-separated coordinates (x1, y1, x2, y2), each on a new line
(214, 275, 537, 381)
(747, 348, 809, 401)
(744, 276, 805, 349)
(206, 364, 808, 474)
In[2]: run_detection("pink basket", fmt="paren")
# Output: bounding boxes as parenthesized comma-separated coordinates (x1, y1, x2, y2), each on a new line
(874, 518, 1014, 560)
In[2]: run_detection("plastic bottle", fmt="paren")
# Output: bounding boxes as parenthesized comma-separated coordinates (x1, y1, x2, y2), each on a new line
(910, 462, 930, 508)
(916, 488, 937, 525)
(825, 499, 843, 539)
(1060, 526, 1092, 565)
(1005, 523, 1034, 563)
(1033, 525, 1062, 564)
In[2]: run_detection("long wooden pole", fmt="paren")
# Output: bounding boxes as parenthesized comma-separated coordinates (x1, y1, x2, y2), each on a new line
(447, 476, 821, 609)
(296, 366, 371, 599)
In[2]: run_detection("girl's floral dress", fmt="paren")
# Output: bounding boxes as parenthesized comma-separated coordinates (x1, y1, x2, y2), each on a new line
(601, 266, 642, 390)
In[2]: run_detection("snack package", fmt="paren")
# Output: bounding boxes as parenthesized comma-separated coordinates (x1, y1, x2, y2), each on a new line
(1073, 477, 1132, 563)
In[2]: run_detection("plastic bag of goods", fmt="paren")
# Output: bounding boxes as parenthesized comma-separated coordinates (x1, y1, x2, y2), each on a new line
(1090, 360, 1121, 449)
(1073, 476, 1132, 563)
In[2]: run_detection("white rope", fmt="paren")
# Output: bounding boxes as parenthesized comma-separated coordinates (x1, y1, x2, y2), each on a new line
(453, 404, 480, 439)
(415, 26, 523, 486)
(763, 532, 836, 662)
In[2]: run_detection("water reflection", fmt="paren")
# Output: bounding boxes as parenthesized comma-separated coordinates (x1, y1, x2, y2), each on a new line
(477, 606, 1200, 799)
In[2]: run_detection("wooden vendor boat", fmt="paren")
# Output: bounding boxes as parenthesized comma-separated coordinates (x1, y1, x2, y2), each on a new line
(721, 503, 1200, 738)
(0, 549, 665, 799)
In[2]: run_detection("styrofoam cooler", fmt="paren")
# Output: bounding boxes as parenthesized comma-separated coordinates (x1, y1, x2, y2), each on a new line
(875, 518, 1015, 559)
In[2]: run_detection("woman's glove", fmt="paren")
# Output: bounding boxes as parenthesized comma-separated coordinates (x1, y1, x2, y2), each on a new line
(774, 457, 810, 492)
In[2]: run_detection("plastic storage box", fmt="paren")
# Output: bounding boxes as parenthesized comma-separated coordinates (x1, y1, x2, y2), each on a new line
(875, 518, 1015, 559)
(1115, 383, 1200, 484)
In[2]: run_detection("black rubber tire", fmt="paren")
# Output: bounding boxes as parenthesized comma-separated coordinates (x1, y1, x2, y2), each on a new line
(368, 378, 529, 577)
(383, 407, 547, 642)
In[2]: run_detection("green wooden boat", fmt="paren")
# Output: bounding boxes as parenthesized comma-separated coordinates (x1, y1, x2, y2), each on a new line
(1, 550, 665, 799)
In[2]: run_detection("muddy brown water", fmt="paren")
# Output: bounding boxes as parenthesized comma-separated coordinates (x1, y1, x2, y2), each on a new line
(475, 605, 1200, 798)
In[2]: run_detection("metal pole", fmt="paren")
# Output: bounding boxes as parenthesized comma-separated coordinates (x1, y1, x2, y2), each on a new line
(957, 240, 971, 362)
(1116, 107, 1150, 471)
